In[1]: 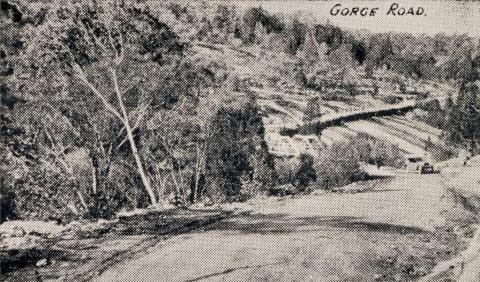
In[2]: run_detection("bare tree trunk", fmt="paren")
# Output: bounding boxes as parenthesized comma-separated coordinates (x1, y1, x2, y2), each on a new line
(125, 120, 156, 204)
(192, 144, 203, 203)
(73, 64, 157, 205)
(178, 169, 185, 201)
(159, 175, 167, 201)
(110, 68, 157, 204)
(77, 191, 88, 210)
(171, 169, 182, 205)
(91, 155, 98, 194)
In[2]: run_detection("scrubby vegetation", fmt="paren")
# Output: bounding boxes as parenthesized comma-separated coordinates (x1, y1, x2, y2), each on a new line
(443, 81, 480, 155)
(415, 79, 480, 157)
(293, 153, 317, 191)
(303, 96, 323, 122)
(0, 1, 274, 221)
(314, 136, 404, 190)
(274, 135, 404, 191)
(1, 0, 479, 223)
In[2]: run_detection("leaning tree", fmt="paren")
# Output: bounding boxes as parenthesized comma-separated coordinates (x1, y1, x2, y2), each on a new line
(23, 2, 185, 204)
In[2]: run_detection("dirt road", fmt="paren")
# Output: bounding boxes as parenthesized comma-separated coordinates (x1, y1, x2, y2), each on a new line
(95, 173, 476, 282)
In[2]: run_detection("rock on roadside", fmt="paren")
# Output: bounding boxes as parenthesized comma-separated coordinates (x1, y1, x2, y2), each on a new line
(0, 220, 66, 238)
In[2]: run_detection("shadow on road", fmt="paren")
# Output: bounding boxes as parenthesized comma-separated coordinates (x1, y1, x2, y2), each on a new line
(206, 213, 427, 236)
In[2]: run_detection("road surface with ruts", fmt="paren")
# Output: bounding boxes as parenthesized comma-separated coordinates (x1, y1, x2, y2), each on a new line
(95, 172, 477, 282)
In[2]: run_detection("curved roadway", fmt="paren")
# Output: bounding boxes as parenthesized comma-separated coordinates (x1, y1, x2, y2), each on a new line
(96, 173, 473, 282)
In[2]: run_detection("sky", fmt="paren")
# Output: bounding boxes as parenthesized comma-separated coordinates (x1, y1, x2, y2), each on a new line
(232, 0, 480, 37)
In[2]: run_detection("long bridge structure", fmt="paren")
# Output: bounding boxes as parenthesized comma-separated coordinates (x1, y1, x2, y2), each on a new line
(300, 99, 436, 134)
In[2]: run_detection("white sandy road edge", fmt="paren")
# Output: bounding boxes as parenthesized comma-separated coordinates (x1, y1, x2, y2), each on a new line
(421, 225, 480, 282)
(422, 163, 480, 282)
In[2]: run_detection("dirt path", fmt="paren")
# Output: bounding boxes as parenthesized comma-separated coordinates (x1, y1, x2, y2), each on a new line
(95, 174, 475, 282)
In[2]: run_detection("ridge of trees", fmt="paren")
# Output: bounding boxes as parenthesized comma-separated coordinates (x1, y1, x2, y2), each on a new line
(190, 3, 480, 156)
(188, 4, 479, 81)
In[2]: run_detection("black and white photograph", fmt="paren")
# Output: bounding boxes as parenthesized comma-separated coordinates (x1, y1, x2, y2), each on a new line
(1, 0, 480, 281)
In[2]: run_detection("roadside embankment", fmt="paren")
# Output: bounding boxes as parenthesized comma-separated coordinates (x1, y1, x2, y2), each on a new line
(0, 205, 248, 281)
(422, 158, 480, 282)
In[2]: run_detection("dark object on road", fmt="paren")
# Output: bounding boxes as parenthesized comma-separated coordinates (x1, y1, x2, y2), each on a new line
(270, 184, 297, 196)
(405, 154, 426, 171)
(420, 163, 435, 174)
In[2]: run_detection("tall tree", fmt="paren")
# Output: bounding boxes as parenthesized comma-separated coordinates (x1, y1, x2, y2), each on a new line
(21, 2, 185, 205)
(364, 34, 392, 77)
(444, 81, 480, 153)
(297, 28, 319, 72)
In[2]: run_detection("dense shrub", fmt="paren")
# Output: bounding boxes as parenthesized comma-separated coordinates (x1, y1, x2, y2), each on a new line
(273, 157, 300, 185)
(315, 142, 367, 189)
(303, 96, 323, 122)
(314, 136, 404, 190)
(293, 154, 317, 191)
(205, 95, 276, 202)
(356, 134, 405, 168)
(380, 95, 403, 105)
(86, 189, 130, 219)
(10, 167, 80, 222)
(345, 84, 360, 96)
(272, 135, 403, 192)
(443, 82, 480, 153)
(416, 82, 480, 156)
(415, 99, 446, 129)
(0, 178, 16, 223)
